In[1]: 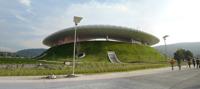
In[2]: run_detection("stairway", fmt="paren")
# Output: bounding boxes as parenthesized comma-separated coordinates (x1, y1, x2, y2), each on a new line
(107, 51, 121, 63)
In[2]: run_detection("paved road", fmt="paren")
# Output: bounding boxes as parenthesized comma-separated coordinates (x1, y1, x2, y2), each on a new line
(0, 68, 200, 89)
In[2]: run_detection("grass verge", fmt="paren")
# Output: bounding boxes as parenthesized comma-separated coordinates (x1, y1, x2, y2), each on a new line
(0, 62, 168, 76)
(0, 58, 62, 64)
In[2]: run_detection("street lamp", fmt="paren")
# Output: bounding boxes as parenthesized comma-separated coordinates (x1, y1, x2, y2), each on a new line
(163, 35, 169, 60)
(72, 16, 83, 76)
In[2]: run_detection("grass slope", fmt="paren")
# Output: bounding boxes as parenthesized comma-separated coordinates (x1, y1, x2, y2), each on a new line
(39, 41, 165, 63)
(0, 63, 168, 76)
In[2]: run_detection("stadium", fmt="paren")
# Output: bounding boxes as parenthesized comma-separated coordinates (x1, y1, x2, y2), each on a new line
(40, 25, 164, 63)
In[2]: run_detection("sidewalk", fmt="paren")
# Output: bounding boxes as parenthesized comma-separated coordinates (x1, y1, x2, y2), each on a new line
(0, 66, 189, 83)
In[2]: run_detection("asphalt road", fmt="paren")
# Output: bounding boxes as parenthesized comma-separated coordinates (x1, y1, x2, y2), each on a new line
(0, 68, 200, 89)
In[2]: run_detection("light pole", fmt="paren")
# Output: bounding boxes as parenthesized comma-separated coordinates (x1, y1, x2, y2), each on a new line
(72, 16, 83, 76)
(163, 35, 169, 60)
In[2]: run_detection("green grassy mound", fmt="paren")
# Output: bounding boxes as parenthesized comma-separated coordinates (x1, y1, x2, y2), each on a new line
(39, 41, 165, 63)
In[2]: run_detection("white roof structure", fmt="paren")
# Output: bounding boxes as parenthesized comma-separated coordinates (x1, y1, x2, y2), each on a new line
(43, 25, 159, 47)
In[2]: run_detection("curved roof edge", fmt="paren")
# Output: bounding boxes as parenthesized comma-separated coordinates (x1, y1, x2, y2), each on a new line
(43, 25, 159, 47)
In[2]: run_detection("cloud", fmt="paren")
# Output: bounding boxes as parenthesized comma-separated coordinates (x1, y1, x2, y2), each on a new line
(0, 0, 170, 51)
(25, 0, 167, 49)
(65, 1, 136, 26)
(19, 0, 31, 7)
(67, 0, 165, 34)
(18, 0, 34, 14)
(14, 14, 29, 22)
(34, 0, 164, 36)
(0, 47, 15, 52)
(19, 38, 48, 49)
(28, 1, 134, 37)
(152, 0, 200, 45)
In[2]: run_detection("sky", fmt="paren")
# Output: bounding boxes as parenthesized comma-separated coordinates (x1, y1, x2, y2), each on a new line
(0, 0, 200, 52)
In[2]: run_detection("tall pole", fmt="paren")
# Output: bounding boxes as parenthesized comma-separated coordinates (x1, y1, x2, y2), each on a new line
(164, 38, 167, 60)
(71, 16, 82, 76)
(163, 35, 169, 60)
(72, 23, 77, 75)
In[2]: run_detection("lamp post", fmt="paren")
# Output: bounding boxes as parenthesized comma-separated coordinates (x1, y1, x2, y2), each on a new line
(163, 35, 169, 60)
(72, 16, 83, 76)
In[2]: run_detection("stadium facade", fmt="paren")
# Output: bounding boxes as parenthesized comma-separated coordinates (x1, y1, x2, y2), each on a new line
(43, 25, 159, 47)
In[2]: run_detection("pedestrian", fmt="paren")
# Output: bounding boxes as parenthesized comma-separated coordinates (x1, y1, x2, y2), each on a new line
(177, 60, 181, 70)
(196, 58, 200, 69)
(187, 59, 192, 68)
(169, 59, 176, 70)
(192, 58, 196, 68)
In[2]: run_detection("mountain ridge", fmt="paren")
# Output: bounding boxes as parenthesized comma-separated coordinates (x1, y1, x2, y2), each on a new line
(16, 48, 47, 58)
(154, 42, 200, 57)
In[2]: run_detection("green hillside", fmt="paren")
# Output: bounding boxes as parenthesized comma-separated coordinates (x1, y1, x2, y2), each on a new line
(39, 41, 165, 63)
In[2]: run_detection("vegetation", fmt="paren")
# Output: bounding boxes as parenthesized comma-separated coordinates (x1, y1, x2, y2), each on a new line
(0, 56, 167, 76)
(0, 41, 167, 76)
(38, 41, 165, 63)
(173, 49, 193, 70)
(174, 49, 186, 61)
(174, 49, 193, 61)
(0, 58, 61, 64)
(0, 62, 168, 76)
(0, 58, 38, 64)
(185, 50, 193, 60)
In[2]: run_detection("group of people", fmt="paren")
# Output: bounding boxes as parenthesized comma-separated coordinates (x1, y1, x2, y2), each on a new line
(189, 58, 200, 68)
(169, 58, 200, 70)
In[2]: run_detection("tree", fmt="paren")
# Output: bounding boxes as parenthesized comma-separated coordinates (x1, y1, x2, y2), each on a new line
(174, 49, 185, 61)
(185, 50, 193, 61)
(174, 49, 186, 70)
(185, 50, 193, 68)
(174, 49, 194, 69)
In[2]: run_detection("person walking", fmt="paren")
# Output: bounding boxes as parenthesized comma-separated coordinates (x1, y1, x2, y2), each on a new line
(187, 59, 192, 68)
(192, 58, 196, 68)
(196, 58, 200, 69)
(177, 59, 181, 70)
(169, 59, 176, 70)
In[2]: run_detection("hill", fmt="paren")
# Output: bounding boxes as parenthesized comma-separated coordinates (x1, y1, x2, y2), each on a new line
(16, 48, 47, 58)
(0, 52, 17, 57)
(154, 42, 200, 57)
(38, 41, 165, 63)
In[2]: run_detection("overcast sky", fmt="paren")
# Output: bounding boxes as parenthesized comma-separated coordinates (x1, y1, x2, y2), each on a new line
(0, 0, 200, 52)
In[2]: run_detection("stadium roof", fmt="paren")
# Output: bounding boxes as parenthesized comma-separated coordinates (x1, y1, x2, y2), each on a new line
(43, 25, 159, 47)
